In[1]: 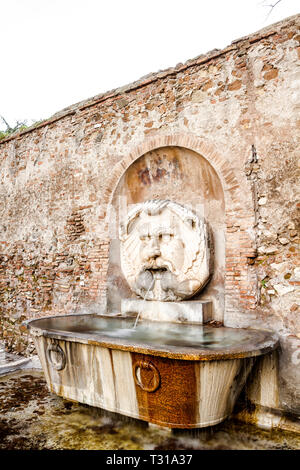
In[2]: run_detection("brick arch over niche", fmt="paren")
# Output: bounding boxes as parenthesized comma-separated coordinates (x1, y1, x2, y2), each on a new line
(103, 134, 258, 324)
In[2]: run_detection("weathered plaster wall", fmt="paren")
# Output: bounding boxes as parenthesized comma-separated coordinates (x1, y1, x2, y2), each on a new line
(0, 15, 299, 421)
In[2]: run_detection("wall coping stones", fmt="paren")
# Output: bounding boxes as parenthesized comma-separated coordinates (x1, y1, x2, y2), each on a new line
(0, 14, 298, 146)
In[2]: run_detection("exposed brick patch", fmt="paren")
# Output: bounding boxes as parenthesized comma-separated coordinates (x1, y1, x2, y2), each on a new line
(65, 211, 85, 241)
(263, 68, 279, 80)
(228, 80, 242, 91)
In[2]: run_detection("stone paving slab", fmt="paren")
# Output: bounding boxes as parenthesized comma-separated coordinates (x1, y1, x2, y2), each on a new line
(0, 342, 41, 376)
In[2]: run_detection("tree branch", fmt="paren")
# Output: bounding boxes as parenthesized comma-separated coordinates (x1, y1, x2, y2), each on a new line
(0, 115, 12, 131)
(262, 0, 283, 20)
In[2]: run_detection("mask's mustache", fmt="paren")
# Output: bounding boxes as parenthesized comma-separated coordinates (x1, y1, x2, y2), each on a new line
(142, 259, 174, 273)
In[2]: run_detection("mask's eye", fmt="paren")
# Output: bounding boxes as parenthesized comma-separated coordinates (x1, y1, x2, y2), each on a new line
(162, 233, 171, 242)
(140, 233, 151, 241)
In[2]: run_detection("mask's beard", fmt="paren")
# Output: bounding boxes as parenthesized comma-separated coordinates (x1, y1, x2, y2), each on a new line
(135, 263, 182, 301)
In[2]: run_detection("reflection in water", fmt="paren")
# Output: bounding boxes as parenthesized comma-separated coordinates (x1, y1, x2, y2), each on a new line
(35, 315, 263, 351)
(94, 322, 250, 350)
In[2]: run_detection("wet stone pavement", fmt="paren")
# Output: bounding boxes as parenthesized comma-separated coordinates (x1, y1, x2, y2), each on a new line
(0, 368, 300, 450)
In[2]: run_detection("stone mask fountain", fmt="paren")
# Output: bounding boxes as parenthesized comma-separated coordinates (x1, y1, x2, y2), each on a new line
(120, 199, 210, 301)
(26, 199, 278, 429)
(120, 200, 212, 324)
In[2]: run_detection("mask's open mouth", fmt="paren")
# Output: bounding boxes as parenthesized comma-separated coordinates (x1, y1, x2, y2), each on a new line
(145, 267, 169, 279)
(147, 267, 168, 272)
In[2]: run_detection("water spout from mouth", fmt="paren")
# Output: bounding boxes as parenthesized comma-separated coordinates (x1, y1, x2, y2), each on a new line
(133, 281, 154, 329)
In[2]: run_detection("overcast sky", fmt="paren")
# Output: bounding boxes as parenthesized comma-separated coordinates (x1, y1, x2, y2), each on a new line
(0, 0, 299, 128)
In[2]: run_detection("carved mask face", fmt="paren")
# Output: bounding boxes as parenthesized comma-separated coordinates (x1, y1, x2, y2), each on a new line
(120, 200, 211, 301)
(138, 213, 185, 274)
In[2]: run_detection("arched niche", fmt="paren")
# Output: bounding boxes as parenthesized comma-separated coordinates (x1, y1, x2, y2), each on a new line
(107, 145, 225, 321)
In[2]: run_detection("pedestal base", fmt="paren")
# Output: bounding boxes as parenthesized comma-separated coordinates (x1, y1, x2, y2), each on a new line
(121, 299, 212, 324)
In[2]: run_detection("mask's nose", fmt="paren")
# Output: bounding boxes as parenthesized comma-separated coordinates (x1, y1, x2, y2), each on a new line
(149, 237, 161, 258)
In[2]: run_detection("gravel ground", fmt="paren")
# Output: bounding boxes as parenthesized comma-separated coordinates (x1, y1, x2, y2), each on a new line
(0, 369, 299, 450)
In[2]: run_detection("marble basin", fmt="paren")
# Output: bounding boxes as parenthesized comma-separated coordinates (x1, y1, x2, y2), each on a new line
(26, 314, 278, 428)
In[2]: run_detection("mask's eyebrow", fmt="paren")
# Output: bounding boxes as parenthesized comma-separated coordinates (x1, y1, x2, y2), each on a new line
(138, 224, 150, 238)
(156, 226, 174, 237)
(138, 224, 174, 238)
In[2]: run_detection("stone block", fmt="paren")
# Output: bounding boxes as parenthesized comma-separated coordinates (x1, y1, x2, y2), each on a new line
(121, 299, 212, 324)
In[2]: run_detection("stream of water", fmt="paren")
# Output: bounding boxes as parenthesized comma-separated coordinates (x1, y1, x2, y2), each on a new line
(133, 283, 154, 329)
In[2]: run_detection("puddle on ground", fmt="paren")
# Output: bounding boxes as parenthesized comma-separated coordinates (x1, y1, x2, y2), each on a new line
(0, 370, 299, 450)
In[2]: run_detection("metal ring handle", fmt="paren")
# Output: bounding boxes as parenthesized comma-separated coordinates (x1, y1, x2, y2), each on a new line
(133, 360, 160, 392)
(46, 343, 66, 371)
